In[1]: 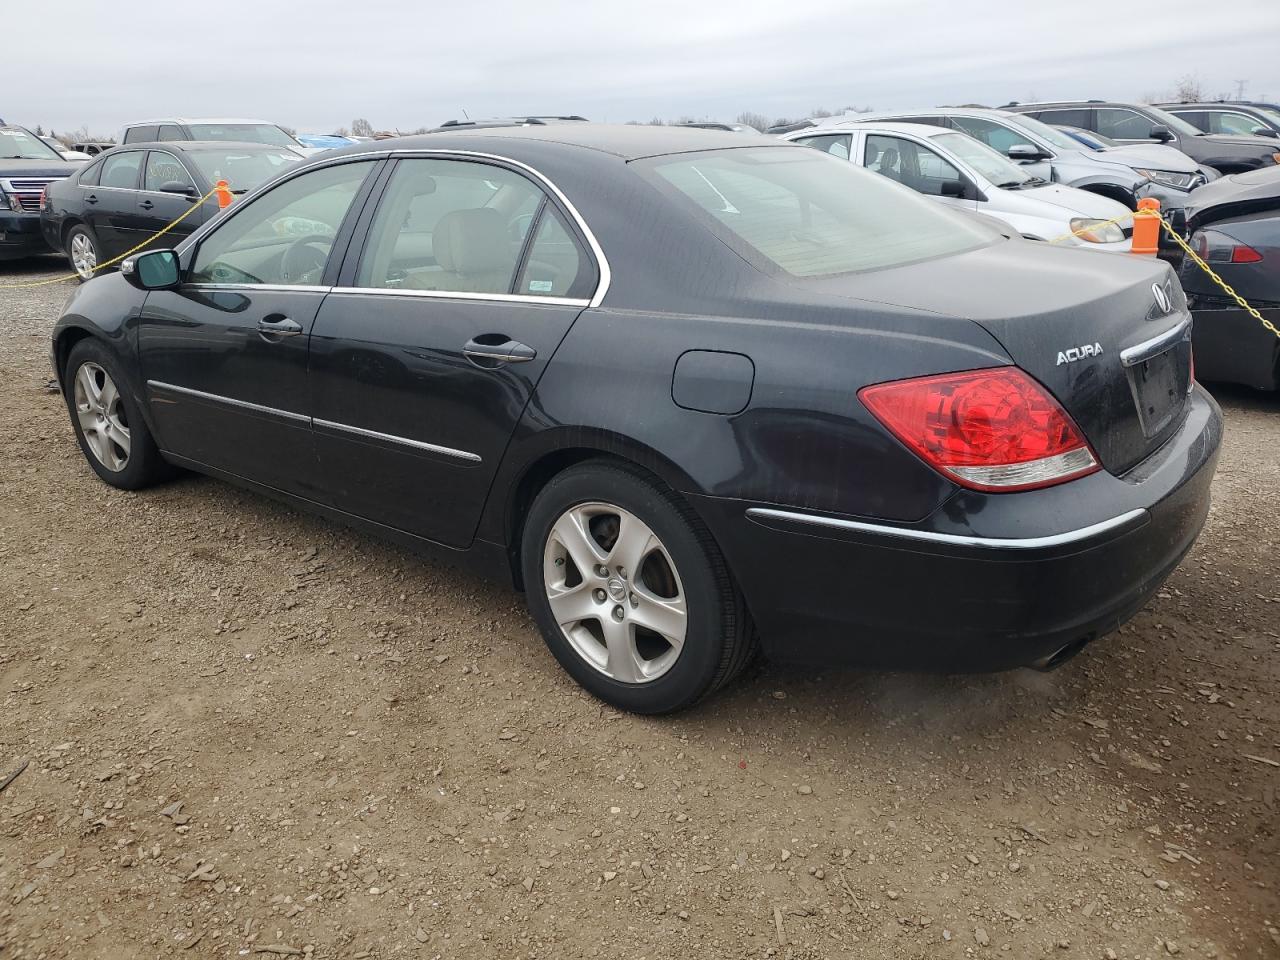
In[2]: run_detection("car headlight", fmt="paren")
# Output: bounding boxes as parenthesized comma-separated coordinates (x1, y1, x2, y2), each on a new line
(1134, 168, 1194, 190)
(1070, 218, 1125, 244)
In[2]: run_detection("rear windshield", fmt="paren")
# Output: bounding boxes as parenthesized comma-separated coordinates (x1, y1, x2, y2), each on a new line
(643, 147, 996, 277)
(185, 147, 302, 193)
(186, 123, 299, 148)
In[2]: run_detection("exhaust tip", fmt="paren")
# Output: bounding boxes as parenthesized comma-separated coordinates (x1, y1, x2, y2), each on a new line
(1031, 635, 1093, 672)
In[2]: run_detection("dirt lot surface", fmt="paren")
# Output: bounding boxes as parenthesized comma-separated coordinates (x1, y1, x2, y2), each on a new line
(2, 256, 1278, 960)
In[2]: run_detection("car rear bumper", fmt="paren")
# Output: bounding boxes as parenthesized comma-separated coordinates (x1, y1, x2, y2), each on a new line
(693, 385, 1222, 672)
(1187, 303, 1280, 391)
(0, 210, 54, 259)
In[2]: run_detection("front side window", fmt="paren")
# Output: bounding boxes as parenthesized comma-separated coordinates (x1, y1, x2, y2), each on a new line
(144, 151, 195, 193)
(1096, 108, 1157, 140)
(645, 147, 995, 278)
(795, 134, 852, 160)
(950, 116, 1027, 154)
(191, 160, 374, 286)
(356, 158, 548, 295)
(1210, 111, 1268, 136)
(100, 151, 143, 189)
(864, 135, 963, 196)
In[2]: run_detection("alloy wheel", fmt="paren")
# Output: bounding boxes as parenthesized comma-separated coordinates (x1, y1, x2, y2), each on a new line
(542, 502, 688, 684)
(73, 362, 131, 472)
(70, 232, 97, 280)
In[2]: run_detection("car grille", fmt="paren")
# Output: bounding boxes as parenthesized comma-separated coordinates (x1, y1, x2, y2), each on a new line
(1, 177, 65, 212)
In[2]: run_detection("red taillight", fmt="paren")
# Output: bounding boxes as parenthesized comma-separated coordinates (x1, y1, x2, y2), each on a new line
(859, 367, 1099, 493)
(1230, 244, 1263, 264)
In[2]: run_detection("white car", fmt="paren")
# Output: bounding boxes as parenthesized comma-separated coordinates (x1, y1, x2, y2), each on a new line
(40, 136, 92, 161)
(782, 123, 1133, 252)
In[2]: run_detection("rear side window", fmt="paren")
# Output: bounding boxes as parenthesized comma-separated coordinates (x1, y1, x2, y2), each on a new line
(123, 125, 159, 144)
(355, 158, 548, 296)
(78, 158, 103, 187)
(517, 207, 593, 299)
(100, 151, 143, 189)
(1034, 108, 1091, 127)
(645, 147, 994, 277)
(794, 134, 852, 160)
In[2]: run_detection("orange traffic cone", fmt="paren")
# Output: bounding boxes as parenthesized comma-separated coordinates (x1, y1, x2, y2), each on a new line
(1131, 197, 1161, 256)
(214, 179, 234, 209)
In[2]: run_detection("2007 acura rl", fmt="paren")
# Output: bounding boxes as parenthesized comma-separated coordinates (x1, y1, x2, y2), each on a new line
(50, 125, 1222, 713)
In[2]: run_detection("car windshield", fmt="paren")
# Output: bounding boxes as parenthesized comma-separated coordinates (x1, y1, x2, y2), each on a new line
(1061, 127, 1117, 150)
(645, 147, 996, 277)
(1003, 114, 1082, 152)
(931, 132, 1031, 186)
(1142, 106, 1206, 138)
(185, 148, 303, 193)
(0, 125, 64, 160)
(186, 123, 300, 148)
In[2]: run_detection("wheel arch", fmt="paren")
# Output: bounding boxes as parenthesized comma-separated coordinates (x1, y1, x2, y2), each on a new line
(61, 216, 90, 248)
(1077, 181, 1139, 209)
(490, 431, 706, 591)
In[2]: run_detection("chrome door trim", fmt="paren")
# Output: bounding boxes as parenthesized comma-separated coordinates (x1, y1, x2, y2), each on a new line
(745, 506, 1149, 550)
(1120, 315, 1192, 368)
(312, 418, 482, 463)
(179, 283, 334, 294)
(330, 286, 589, 308)
(146, 380, 309, 423)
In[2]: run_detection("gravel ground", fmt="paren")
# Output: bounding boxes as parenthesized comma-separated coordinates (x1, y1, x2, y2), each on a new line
(1, 255, 1278, 960)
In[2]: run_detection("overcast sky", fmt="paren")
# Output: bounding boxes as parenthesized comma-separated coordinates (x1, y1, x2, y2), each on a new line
(12, 0, 1280, 136)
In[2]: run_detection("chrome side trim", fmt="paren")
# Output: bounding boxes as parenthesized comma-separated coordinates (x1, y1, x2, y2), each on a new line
(330, 286, 588, 308)
(146, 380, 309, 423)
(312, 418, 482, 463)
(180, 283, 334, 294)
(1120, 315, 1192, 368)
(745, 506, 1149, 551)
(386, 148, 612, 308)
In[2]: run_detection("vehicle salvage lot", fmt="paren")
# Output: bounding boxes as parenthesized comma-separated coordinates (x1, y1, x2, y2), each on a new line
(1, 259, 1278, 959)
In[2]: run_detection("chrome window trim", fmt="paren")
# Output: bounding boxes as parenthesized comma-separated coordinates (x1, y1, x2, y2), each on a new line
(146, 380, 482, 464)
(147, 380, 309, 423)
(331, 287, 589, 308)
(179, 282, 334, 294)
(1120, 315, 1192, 368)
(312, 418, 481, 463)
(745, 506, 1149, 550)
(142, 149, 197, 196)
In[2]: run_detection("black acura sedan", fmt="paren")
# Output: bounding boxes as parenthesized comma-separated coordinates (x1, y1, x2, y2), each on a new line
(40, 141, 302, 280)
(50, 125, 1222, 713)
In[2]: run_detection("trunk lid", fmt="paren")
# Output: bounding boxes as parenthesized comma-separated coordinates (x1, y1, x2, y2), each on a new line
(803, 239, 1193, 475)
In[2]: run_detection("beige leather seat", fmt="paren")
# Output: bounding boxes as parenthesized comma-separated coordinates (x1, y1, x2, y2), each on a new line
(406, 207, 513, 294)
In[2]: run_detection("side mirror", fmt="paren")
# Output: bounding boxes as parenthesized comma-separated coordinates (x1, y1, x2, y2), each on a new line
(160, 180, 197, 196)
(1149, 124, 1174, 142)
(1252, 126, 1278, 139)
(939, 179, 967, 198)
(1007, 143, 1045, 161)
(122, 249, 181, 291)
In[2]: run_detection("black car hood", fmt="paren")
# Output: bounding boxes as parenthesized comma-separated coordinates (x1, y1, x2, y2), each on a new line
(0, 158, 78, 178)
(1195, 132, 1280, 149)
(1184, 165, 1280, 229)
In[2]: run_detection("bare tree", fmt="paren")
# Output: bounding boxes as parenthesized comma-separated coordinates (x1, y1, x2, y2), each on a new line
(350, 118, 375, 138)
(1173, 74, 1204, 102)
(735, 111, 769, 132)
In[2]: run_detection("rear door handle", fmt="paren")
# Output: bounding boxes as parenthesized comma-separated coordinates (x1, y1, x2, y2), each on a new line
(85, 194, 98, 205)
(257, 315, 303, 340)
(463, 336, 536, 365)
(139, 199, 154, 210)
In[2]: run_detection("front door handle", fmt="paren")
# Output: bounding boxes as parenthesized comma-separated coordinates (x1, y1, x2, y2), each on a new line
(463, 336, 536, 365)
(139, 199, 154, 210)
(257, 315, 303, 340)
(85, 193, 99, 205)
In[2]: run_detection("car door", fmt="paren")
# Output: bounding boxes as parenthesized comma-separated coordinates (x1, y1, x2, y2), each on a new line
(135, 149, 208, 251)
(308, 154, 599, 548)
(137, 157, 382, 495)
(862, 134, 977, 212)
(1095, 107, 1166, 145)
(87, 149, 145, 258)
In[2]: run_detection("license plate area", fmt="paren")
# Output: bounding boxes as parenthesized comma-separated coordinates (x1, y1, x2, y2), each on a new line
(1127, 343, 1185, 438)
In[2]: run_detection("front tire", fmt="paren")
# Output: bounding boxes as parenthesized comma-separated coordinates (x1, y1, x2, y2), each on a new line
(64, 339, 169, 490)
(66, 225, 100, 283)
(521, 461, 754, 714)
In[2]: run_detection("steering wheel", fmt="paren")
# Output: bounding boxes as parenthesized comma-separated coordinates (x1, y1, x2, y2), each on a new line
(280, 235, 332, 285)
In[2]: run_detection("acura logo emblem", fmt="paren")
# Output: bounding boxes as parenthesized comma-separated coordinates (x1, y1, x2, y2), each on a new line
(1152, 282, 1172, 315)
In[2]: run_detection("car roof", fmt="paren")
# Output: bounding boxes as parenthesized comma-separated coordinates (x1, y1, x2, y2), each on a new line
(821, 107, 1022, 124)
(1002, 100, 1130, 109)
(123, 118, 286, 127)
(104, 140, 296, 153)
(364, 123, 791, 161)
(792, 121, 954, 138)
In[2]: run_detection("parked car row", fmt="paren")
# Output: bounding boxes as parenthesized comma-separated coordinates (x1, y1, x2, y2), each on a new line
(50, 123, 1219, 713)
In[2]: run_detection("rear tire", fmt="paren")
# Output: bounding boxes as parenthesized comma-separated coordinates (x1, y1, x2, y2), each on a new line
(521, 460, 754, 714)
(65, 224, 100, 283)
(64, 339, 169, 490)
